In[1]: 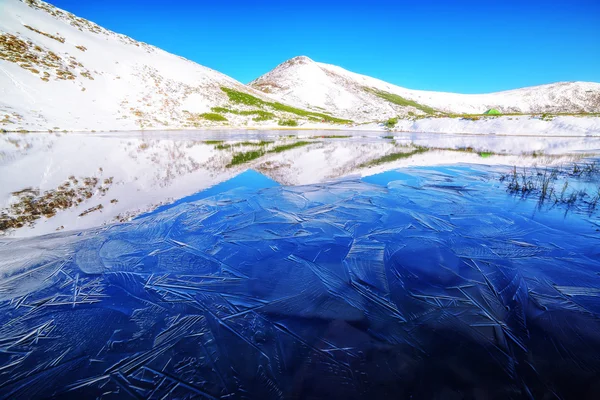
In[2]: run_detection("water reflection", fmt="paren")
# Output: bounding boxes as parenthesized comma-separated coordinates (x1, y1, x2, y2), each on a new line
(1, 130, 599, 236)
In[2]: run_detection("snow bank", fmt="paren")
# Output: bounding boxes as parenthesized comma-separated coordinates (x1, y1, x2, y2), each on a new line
(391, 116, 600, 136)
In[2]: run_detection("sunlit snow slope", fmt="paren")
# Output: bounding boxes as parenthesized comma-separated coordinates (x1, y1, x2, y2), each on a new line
(251, 56, 600, 122)
(2, 1, 599, 131)
(0, 0, 286, 131)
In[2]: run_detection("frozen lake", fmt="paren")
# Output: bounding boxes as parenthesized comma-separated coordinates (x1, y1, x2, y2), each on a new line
(0, 162, 599, 398)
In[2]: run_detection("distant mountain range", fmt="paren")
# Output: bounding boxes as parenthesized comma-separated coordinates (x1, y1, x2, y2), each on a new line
(251, 56, 600, 122)
(1, 0, 599, 131)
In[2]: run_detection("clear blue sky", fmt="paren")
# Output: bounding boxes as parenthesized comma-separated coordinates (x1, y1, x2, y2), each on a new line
(50, 0, 600, 94)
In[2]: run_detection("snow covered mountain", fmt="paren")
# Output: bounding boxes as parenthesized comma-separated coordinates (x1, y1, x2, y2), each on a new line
(2, 1, 599, 131)
(251, 56, 600, 122)
(0, 0, 328, 132)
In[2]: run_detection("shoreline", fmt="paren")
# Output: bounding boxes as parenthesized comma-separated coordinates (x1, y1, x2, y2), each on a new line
(3, 114, 599, 137)
(3, 128, 599, 138)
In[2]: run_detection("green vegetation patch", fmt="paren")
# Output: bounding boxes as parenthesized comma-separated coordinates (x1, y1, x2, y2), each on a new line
(221, 87, 352, 124)
(225, 140, 316, 168)
(385, 117, 398, 128)
(240, 140, 272, 146)
(215, 140, 272, 150)
(203, 140, 224, 145)
(240, 110, 274, 119)
(200, 113, 228, 122)
(365, 88, 437, 115)
(360, 147, 429, 168)
(278, 119, 298, 127)
(221, 87, 264, 107)
(210, 107, 275, 121)
(444, 147, 499, 157)
(227, 150, 265, 167)
(210, 107, 231, 114)
(270, 102, 351, 123)
(268, 141, 312, 153)
(252, 114, 273, 122)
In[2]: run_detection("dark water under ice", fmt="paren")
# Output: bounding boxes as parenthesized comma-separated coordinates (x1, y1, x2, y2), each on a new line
(1, 165, 599, 399)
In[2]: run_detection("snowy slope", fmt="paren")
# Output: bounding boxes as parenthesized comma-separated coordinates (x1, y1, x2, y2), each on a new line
(251, 56, 600, 122)
(0, 0, 303, 131)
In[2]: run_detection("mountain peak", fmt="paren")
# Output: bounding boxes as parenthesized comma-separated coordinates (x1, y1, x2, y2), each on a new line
(249, 55, 322, 94)
(270, 56, 316, 72)
(286, 55, 314, 65)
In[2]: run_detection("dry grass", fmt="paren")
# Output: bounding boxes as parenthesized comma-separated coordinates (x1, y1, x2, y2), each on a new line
(0, 33, 91, 81)
(0, 175, 114, 232)
(79, 204, 103, 217)
(23, 25, 65, 43)
(501, 161, 600, 213)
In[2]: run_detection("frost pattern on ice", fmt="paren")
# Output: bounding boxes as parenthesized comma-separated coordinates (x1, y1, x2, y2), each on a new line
(0, 167, 599, 399)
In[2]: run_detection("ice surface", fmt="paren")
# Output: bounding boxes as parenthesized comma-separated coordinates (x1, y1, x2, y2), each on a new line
(0, 166, 599, 399)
